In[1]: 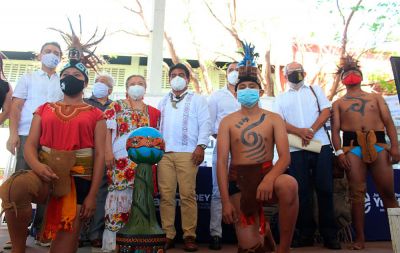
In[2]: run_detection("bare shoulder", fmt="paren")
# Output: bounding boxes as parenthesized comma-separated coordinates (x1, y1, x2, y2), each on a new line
(220, 111, 241, 125)
(370, 92, 384, 101)
(332, 98, 341, 107)
(262, 109, 283, 122)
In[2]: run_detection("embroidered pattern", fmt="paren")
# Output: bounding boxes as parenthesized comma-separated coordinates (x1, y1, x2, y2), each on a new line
(126, 136, 165, 150)
(182, 93, 194, 146)
(49, 102, 93, 122)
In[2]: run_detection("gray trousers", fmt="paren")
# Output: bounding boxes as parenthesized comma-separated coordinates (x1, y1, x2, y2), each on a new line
(209, 144, 231, 238)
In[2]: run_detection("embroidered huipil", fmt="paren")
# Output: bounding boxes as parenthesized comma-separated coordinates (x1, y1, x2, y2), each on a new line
(102, 100, 160, 251)
(158, 91, 211, 152)
(34, 102, 104, 239)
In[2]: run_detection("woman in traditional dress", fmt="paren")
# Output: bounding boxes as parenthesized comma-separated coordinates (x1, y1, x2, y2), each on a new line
(102, 75, 160, 251)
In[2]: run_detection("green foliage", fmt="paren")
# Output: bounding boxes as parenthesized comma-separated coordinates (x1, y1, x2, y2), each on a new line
(368, 72, 397, 94)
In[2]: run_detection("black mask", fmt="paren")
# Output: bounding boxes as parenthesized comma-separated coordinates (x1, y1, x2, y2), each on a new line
(287, 71, 304, 84)
(60, 75, 85, 96)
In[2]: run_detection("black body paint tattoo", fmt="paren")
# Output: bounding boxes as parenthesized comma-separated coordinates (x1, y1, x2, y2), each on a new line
(235, 117, 249, 128)
(344, 97, 369, 116)
(239, 113, 267, 163)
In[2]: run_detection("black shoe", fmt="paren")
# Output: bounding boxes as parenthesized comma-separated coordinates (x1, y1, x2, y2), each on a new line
(164, 238, 175, 251)
(291, 238, 314, 248)
(324, 239, 342, 250)
(209, 236, 222, 250)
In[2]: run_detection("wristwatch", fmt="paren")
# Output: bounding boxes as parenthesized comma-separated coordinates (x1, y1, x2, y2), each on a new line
(198, 144, 207, 150)
(334, 149, 344, 156)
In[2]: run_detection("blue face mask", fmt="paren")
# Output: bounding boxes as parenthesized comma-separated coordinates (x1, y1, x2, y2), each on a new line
(237, 88, 260, 108)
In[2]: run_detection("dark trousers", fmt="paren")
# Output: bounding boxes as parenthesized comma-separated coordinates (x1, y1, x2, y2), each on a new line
(80, 167, 108, 241)
(287, 145, 337, 240)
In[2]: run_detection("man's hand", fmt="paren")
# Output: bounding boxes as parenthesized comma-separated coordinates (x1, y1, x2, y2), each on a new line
(222, 200, 238, 224)
(33, 163, 59, 182)
(296, 128, 314, 147)
(389, 146, 400, 164)
(257, 177, 275, 202)
(105, 151, 115, 169)
(337, 154, 351, 171)
(191, 146, 205, 166)
(80, 194, 96, 219)
(6, 134, 20, 155)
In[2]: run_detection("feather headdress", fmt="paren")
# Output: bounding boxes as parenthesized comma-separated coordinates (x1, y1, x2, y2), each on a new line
(336, 55, 362, 79)
(49, 16, 106, 72)
(236, 41, 261, 90)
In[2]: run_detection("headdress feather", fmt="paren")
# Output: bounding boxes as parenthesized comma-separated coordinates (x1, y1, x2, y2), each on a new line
(235, 40, 261, 90)
(49, 15, 106, 72)
(336, 55, 362, 78)
(238, 41, 259, 67)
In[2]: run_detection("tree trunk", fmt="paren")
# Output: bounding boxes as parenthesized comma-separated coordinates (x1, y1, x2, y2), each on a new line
(197, 52, 212, 94)
(328, 0, 363, 100)
(264, 49, 274, 97)
(164, 32, 180, 64)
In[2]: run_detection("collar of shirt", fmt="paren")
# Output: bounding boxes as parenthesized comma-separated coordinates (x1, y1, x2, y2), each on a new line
(37, 69, 59, 79)
(88, 95, 112, 106)
(286, 83, 310, 92)
(170, 90, 190, 100)
(223, 85, 236, 96)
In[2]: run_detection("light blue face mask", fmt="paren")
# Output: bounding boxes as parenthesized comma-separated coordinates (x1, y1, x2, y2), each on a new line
(237, 88, 260, 108)
(92, 82, 109, 98)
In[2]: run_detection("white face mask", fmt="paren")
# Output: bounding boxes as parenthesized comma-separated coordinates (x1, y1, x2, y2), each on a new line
(288, 80, 305, 90)
(227, 70, 239, 85)
(41, 53, 60, 69)
(92, 82, 109, 98)
(170, 76, 187, 91)
(128, 85, 146, 100)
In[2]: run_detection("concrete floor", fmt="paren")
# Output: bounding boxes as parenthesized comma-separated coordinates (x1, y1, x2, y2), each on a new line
(0, 226, 394, 253)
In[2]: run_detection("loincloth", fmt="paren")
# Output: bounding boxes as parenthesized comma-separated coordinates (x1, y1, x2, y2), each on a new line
(39, 146, 93, 197)
(0, 147, 94, 240)
(342, 131, 387, 163)
(228, 161, 272, 232)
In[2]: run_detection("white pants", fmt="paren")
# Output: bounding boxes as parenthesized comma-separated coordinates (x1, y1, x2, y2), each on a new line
(209, 143, 231, 237)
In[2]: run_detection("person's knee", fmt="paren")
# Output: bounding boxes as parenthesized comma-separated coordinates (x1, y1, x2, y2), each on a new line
(179, 187, 196, 201)
(349, 183, 367, 204)
(379, 187, 397, 205)
(0, 171, 44, 212)
(275, 175, 298, 203)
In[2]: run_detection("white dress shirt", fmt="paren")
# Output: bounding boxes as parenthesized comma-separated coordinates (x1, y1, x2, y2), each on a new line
(273, 84, 331, 152)
(208, 86, 241, 135)
(158, 91, 211, 153)
(13, 69, 63, 135)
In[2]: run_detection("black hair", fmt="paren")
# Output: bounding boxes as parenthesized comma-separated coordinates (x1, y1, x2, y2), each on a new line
(169, 63, 190, 79)
(0, 57, 5, 80)
(235, 76, 261, 91)
(226, 62, 239, 73)
(336, 55, 362, 79)
(40, 42, 63, 57)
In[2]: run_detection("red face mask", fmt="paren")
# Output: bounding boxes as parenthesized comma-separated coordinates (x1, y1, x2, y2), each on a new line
(342, 73, 362, 86)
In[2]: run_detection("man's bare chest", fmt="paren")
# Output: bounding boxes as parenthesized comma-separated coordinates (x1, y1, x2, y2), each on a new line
(340, 96, 378, 117)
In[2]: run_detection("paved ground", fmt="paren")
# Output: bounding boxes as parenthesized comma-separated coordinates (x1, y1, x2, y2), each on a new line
(0, 226, 395, 253)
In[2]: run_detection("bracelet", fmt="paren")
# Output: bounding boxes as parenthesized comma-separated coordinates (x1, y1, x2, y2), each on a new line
(309, 128, 314, 133)
(334, 149, 344, 156)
